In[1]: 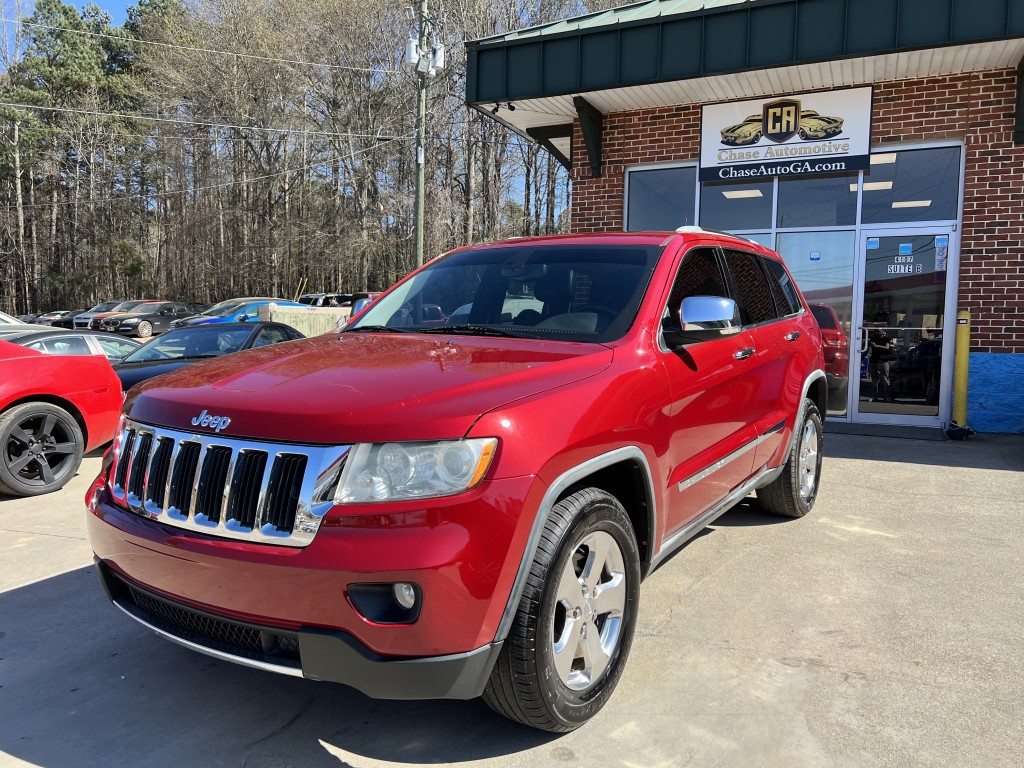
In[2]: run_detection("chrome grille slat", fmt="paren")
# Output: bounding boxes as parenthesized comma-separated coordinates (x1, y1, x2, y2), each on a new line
(144, 437, 173, 515)
(108, 420, 349, 547)
(227, 451, 267, 530)
(195, 446, 232, 524)
(126, 432, 154, 509)
(113, 429, 136, 493)
(162, 439, 182, 515)
(169, 441, 202, 518)
(263, 454, 307, 532)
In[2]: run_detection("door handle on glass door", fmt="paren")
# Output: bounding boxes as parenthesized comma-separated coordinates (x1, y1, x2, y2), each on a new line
(858, 328, 869, 354)
(784, 331, 801, 341)
(734, 347, 755, 360)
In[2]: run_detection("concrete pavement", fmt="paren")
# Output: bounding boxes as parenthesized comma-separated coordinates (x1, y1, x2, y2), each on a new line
(1, 433, 1022, 767)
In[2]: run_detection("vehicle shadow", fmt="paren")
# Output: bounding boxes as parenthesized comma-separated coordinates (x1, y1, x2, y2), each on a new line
(710, 497, 795, 527)
(0, 567, 557, 768)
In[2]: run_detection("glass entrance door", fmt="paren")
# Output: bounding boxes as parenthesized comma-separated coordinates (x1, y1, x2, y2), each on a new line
(852, 230, 955, 425)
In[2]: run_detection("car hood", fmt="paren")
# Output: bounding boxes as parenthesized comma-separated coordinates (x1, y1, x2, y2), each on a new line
(125, 333, 613, 444)
(115, 359, 196, 391)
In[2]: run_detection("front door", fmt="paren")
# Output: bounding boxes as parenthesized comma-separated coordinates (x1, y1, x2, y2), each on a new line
(851, 230, 956, 426)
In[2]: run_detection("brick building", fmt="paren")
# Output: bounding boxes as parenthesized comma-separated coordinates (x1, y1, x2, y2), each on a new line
(467, 0, 1024, 433)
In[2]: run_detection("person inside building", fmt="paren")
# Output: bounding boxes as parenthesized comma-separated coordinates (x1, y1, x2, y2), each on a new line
(868, 327, 894, 403)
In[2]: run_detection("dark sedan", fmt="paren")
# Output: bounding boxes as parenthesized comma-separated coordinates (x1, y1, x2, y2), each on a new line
(101, 301, 203, 338)
(114, 322, 304, 391)
(50, 308, 93, 329)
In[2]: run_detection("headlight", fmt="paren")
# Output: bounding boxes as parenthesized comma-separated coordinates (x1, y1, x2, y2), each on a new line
(335, 438, 497, 504)
(121, 318, 140, 325)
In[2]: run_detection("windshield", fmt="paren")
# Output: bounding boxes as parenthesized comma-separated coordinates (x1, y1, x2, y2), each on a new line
(121, 327, 252, 363)
(202, 301, 251, 318)
(347, 245, 661, 343)
(89, 302, 121, 313)
(112, 300, 150, 312)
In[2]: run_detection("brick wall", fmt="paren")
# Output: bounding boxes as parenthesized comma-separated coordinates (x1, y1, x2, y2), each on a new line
(570, 69, 1024, 356)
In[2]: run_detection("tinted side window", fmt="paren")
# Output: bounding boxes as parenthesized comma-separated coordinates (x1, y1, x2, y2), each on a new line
(724, 250, 776, 325)
(253, 327, 290, 347)
(42, 336, 92, 355)
(762, 257, 802, 315)
(666, 248, 729, 326)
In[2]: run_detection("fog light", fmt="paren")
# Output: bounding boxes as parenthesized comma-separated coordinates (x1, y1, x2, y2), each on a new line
(393, 582, 417, 610)
(348, 582, 422, 624)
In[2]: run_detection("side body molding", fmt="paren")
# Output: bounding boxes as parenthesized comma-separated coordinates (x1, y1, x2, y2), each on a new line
(493, 446, 657, 643)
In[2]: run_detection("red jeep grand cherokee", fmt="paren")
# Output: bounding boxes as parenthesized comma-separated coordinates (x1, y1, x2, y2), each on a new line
(87, 229, 826, 732)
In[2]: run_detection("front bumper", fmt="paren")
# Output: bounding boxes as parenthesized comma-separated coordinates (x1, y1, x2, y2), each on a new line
(87, 471, 543, 698)
(98, 561, 502, 699)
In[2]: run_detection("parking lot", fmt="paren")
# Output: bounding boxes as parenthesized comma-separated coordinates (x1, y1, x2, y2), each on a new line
(1, 433, 1022, 767)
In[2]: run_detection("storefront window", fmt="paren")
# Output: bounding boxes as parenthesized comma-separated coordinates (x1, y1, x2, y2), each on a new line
(861, 147, 961, 224)
(776, 231, 856, 417)
(738, 233, 773, 247)
(626, 167, 696, 231)
(699, 179, 773, 231)
(777, 172, 857, 228)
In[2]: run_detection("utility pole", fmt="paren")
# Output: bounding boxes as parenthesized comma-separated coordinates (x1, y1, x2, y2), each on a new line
(407, 0, 444, 268)
(413, 0, 428, 268)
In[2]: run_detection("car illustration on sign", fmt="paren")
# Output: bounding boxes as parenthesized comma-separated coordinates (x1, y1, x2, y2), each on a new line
(719, 114, 763, 145)
(798, 110, 844, 139)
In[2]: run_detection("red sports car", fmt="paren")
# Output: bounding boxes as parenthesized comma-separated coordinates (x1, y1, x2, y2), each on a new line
(0, 340, 123, 496)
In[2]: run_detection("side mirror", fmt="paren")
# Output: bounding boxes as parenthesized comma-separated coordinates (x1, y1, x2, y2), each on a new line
(662, 296, 741, 349)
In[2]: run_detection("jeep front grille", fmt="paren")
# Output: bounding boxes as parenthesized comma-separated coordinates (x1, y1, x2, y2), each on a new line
(109, 419, 349, 547)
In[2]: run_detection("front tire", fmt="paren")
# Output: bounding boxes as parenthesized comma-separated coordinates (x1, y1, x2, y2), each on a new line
(136, 321, 153, 338)
(756, 399, 823, 518)
(0, 402, 85, 497)
(483, 488, 640, 732)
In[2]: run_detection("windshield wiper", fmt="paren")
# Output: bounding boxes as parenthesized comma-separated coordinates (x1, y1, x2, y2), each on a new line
(343, 325, 412, 334)
(419, 325, 534, 339)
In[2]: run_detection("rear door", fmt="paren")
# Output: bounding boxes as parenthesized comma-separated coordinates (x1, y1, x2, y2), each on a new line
(659, 245, 758, 536)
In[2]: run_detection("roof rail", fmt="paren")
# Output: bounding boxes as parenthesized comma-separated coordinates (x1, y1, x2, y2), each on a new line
(674, 225, 758, 244)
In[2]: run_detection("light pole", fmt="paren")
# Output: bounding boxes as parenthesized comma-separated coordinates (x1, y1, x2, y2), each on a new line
(407, 1, 444, 268)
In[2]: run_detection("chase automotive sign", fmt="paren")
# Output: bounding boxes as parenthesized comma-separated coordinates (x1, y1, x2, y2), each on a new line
(699, 87, 872, 182)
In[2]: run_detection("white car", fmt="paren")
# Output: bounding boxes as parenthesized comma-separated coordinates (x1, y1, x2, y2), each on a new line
(0, 310, 19, 324)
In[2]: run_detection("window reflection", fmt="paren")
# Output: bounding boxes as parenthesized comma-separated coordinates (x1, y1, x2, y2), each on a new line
(861, 147, 960, 223)
(777, 172, 857, 227)
(626, 167, 696, 231)
(699, 179, 773, 230)
(776, 231, 856, 417)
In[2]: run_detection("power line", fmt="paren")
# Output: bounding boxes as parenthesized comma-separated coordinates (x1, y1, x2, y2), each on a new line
(3, 16, 399, 75)
(1, 136, 409, 210)
(0, 101, 407, 140)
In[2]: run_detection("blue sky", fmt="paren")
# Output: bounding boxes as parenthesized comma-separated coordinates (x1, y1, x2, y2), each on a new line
(84, 0, 131, 25)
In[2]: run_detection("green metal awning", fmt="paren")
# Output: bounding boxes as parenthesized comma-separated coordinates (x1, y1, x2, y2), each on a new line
(466, 0, 1024, 173)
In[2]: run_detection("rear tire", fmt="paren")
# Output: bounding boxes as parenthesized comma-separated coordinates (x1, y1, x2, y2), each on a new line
(483, 488, 640, 732)
(756, 399, 823, 518)
(0, 402, 84, 497)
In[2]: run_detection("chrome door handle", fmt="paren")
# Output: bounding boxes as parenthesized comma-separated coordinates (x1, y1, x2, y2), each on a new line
(784, 331, 801, 341)
(734, 347, 755, 360)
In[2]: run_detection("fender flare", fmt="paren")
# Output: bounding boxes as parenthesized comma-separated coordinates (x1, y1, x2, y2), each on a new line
(493, 446, 657, 644)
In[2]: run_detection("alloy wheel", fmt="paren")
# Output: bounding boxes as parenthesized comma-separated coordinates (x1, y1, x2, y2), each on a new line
(3, 412, 79, 489)
(551, 530, 627, 691)
(797, 420, 819, 500)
